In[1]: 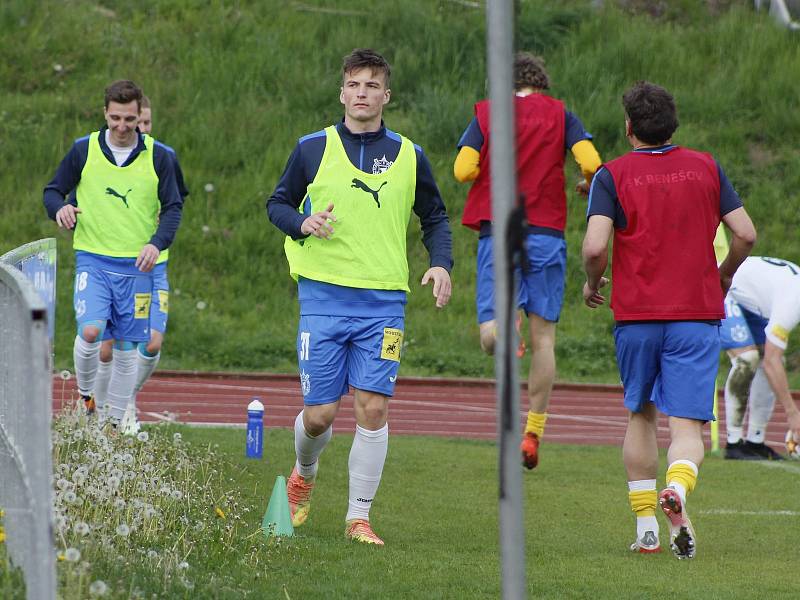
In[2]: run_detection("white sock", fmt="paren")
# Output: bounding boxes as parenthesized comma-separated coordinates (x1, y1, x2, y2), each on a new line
(346, 423, 389, 522)
(294, 411, 332, 480)
(95, 360, 112, 411)
(628, 479, 659, 542)
(134, 350, 160, 394)
(746, 364, 775, 444)
(106, 348, 137, 421)
(724, 350, 758, 444)
(73, 335, 100, 396)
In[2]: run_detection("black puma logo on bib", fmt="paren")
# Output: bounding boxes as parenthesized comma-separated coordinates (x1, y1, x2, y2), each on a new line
(105, 187, 132, 208)
(351, 178, 387, 208)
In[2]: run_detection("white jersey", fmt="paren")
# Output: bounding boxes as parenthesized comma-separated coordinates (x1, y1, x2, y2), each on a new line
(727, 256, 800, 349)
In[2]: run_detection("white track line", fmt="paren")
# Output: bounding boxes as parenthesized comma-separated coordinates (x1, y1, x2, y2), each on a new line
(755, 461, 800, 475)
(698, 509, 800, 516)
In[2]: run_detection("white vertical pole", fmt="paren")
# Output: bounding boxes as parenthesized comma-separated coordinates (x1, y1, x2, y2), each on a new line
(486, 1, 527, 599)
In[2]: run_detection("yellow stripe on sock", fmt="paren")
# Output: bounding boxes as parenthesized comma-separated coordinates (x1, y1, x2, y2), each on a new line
(525, 412, 546, 438)
(628, 489, 657, 517)
(666, 463, 698, 495)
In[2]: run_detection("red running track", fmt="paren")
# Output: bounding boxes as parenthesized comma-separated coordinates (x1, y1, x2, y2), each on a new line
(52, 371, 796, 450)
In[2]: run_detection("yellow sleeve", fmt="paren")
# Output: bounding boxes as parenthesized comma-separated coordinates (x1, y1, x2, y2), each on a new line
(454, 146, 481, 183)
(713, 223, 729, 264)
(570, 139, 602, 183)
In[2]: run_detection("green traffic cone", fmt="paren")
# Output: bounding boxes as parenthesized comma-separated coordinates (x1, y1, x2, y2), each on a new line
(262, 475, 294, 538)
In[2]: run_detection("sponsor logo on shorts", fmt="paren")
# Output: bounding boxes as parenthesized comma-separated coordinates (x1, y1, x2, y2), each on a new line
(300, 369, 311, 396)
(158, 290, 169, 314)
(380, 328, 403, 362)
(389, 375, 397, 383)
(134, 293, 151, 319)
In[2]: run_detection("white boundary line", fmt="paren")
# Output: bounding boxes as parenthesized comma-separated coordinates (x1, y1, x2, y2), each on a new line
(698, 508, 800, 516)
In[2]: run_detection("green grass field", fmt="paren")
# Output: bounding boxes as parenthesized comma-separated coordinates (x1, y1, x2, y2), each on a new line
(1, 0, 799, 384)
(5, 419, 796, 599)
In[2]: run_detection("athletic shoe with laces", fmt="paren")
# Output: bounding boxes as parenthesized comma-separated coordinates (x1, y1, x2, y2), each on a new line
(286, 467, 315, 527)
(345, 519, 384, 546)
(82, 394, 96, 415)
(724, 439, 758, 460)
(659, 488, 696, 559)
(744, 441, 784, 460)
(629, 530, 661, 554)
(520, 431, 540, 470)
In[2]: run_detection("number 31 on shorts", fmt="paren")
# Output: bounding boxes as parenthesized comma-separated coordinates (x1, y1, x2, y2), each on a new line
(381, 328, 403, 362)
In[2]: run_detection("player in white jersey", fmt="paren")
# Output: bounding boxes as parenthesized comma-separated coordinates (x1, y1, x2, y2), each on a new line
(721, 256, 800, 455)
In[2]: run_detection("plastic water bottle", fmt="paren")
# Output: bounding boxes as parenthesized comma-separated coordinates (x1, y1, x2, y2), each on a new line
(246, 397, 264, 459)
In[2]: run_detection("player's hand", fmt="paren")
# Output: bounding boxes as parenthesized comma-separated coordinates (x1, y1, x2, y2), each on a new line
(421, 266, 451, 308)
(136, 243, 160, 272)
(788, 410, 800, 438)
(55, 204, 81, 229)
(583, 277, 608, 308)
(575, 179, 590, 197)
(301, 203, 336, 239)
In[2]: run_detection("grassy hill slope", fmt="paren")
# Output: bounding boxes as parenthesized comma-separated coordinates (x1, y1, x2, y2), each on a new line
(1, 0, 798, 383)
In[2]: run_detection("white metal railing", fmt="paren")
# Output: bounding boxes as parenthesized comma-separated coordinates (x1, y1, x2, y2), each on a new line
(0, 243, 56, 600)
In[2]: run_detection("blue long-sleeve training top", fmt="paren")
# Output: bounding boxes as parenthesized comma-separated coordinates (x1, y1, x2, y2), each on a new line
(267, 121, 453, 272)
(43, 126, 184, 251)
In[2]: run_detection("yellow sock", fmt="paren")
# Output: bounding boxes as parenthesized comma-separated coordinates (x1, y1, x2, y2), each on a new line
(628, 489, 657, 517)
(525, 412, 546, 438)
(666, 460, 698, 502)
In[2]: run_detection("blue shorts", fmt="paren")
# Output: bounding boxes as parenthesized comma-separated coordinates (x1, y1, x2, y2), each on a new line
(101, 261, 170, 341)
(297, 315, 404, 405)
(719, 297, 767, 349)
(475, 233, 566, 324)
(614, 321, 720, 421)
(74, 253, 152, 343)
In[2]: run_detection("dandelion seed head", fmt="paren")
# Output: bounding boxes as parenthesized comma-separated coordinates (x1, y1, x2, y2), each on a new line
(204, 183, 214, 193)
(115, 523, 130, 537)
(147, 549, 158, 559)
(177, 560, 189, 570)
(171, 489, 183, 500)
(196, 301, 206, 310)
(74, 521, 90, 536)
(63, 490, 77, 503)
(136, 431, 149, 442)
(113, 498, 126, 510)
(89, 580, 109, 596)
(65, 547, 81, 562)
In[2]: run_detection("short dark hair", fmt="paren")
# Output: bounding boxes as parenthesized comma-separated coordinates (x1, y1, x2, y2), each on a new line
(514, 52, 549, 90)
(104, 80, 143, 111)
(622, 81, 679, 145)
(342, 48, 391, 87)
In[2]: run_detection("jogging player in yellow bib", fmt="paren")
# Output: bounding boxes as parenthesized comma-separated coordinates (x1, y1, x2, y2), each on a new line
(43, 80, 183, 429)
(267, 49, 453, 546)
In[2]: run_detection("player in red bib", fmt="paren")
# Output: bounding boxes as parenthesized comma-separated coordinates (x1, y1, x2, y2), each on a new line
(454, 53, 602, 470)
(582, 81, 756, 559)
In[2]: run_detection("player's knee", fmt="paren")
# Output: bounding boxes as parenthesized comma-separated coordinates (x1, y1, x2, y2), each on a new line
(303, 408, 335, 435)
(479, 322, 496, 356)
(79, 325, 101, 343)
(728, 348, 759, 391)
(99, 340, 114, 362)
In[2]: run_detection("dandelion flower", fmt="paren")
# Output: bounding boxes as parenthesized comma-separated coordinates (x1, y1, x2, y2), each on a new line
(63, 490, 77, 504)
(201, 225, 211, 234)
(147, 549, 158, 560)
(0, 527, 5, 543)
(177, 560, 189, 570)
(65, 547, 81, 562)
(204, 183, 214, 193)
(171, 490, 184, 500)
(74, 522, 90, 536)
(115, 524, 130, 538)
(89, 580, 109, 596)
(214, 507, 226, 519)
(57, 478, 70, 490)
(60, 370, 71, 380)
(113, 498, 127, 510)
(196, 301, 206, 310)
(136, 431, 149, 442)
(173, 433, 182, 443)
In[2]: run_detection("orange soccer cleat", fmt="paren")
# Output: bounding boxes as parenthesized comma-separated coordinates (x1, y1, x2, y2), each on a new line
(286, 467, 315, 527)
(520, 431, 540, 470)
(345, 519, 384, 546)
